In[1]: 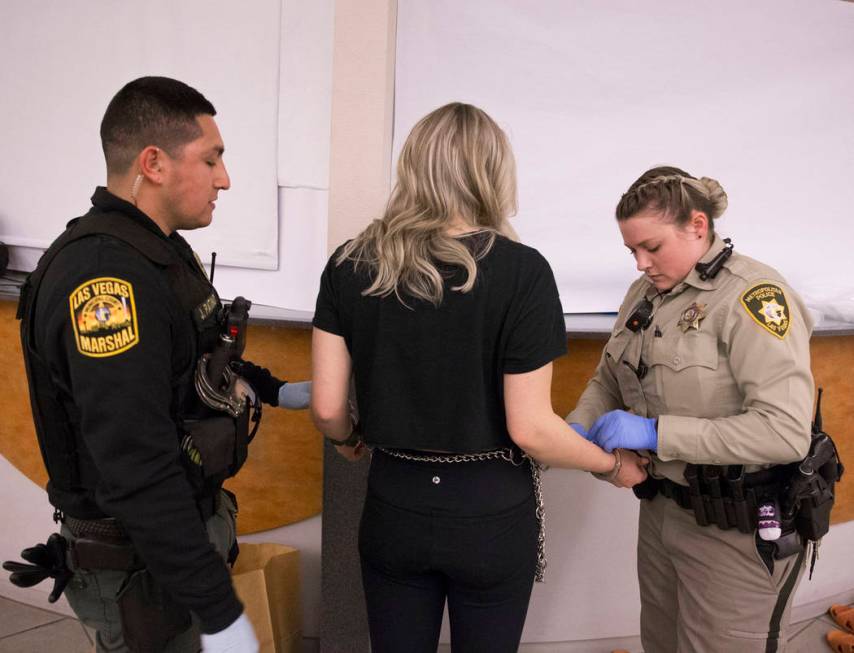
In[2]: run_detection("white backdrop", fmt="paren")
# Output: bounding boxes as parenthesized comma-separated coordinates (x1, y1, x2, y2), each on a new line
(0, 0, 281, 270)
(394, 0, 854, 315)
(210, 0, 333, 310)
(0, 0, 334, 311)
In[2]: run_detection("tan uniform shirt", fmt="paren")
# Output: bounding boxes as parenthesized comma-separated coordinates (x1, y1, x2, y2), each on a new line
(568, 236, 815, 485)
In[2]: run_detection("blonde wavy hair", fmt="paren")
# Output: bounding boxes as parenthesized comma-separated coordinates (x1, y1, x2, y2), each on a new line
(338, 102, 518, 306)
(616, 165, 728, 233)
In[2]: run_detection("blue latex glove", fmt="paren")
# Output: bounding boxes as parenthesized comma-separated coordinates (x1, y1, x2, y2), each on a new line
(278, 381, 312, 409)
(570, 422, 593, 441)
(588, 410, 657, 452)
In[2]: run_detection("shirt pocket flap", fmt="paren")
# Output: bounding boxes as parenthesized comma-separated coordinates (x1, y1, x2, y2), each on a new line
(605, 330, 631, 363)
(650, 332, 719, 372)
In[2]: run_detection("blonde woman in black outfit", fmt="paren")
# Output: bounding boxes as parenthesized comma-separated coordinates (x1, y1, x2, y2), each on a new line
(311, 103, 648, 652)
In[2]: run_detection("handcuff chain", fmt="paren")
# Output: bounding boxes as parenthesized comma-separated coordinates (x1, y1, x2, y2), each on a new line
(377, 447, 547, 582)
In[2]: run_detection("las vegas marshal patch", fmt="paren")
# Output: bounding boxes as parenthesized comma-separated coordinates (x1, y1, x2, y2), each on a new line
(69, 277, 140, 357)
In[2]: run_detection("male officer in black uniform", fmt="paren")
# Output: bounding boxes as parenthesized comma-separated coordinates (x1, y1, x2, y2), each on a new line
(16, 77, 260, 652)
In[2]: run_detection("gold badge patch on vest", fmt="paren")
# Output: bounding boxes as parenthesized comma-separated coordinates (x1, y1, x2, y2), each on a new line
(678, 302, 707, 332)
(740, 283, 790, 339)
(69, 277, 140, 357)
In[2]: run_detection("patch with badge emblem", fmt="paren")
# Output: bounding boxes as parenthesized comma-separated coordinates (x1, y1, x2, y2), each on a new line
(195, 292, 218, 323)
(69, 277, 139, 357)
(678, 302, 707, 332)
(740, 283, 790, 339)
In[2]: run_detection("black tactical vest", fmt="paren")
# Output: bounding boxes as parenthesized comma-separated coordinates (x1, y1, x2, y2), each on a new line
(19, 207, 228, 519)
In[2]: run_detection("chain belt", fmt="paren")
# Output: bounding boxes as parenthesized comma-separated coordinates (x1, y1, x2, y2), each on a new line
(377, 447, 547, 583)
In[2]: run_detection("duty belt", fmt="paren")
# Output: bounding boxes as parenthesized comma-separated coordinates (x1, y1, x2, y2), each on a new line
(634, 463, 792, 534)
(61, 517, 139, 573)
(63, 516, 128, 541)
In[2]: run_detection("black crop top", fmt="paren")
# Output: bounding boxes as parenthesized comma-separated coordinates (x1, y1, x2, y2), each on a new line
(313, 233, 567, 452)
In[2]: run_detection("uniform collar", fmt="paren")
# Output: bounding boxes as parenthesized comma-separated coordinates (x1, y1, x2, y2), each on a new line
(667, 234, 729, 295)
(90, 186, 197, 258)
(90, 187, 172, 241)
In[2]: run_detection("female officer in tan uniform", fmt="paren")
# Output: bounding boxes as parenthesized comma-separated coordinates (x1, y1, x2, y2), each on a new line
(568, 165, 814, 653)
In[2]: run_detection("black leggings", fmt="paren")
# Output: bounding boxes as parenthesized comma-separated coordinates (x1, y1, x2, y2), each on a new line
(359, 449, 538, 653)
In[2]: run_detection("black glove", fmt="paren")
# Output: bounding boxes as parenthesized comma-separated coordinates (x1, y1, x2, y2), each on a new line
(3, 533, 73, 602)
(231, 360, 285, 406)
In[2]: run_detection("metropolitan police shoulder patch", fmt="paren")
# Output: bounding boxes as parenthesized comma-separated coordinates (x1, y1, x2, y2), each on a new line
(69, 277, 140, 357)
(740, 282, 790, 339)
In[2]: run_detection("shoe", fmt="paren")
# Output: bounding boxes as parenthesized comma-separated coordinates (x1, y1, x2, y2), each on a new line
(830, 605, 854, 634)
(827, 628, 854, 653)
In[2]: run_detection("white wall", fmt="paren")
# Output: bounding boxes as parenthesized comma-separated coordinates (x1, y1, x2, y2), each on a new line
(0, 0, 335, 313)
(0, 0, 281, 270)
(394, 0, 854, 318)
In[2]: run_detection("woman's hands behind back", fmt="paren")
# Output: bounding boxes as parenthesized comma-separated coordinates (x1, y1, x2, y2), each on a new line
(610, 449, 650, 488)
